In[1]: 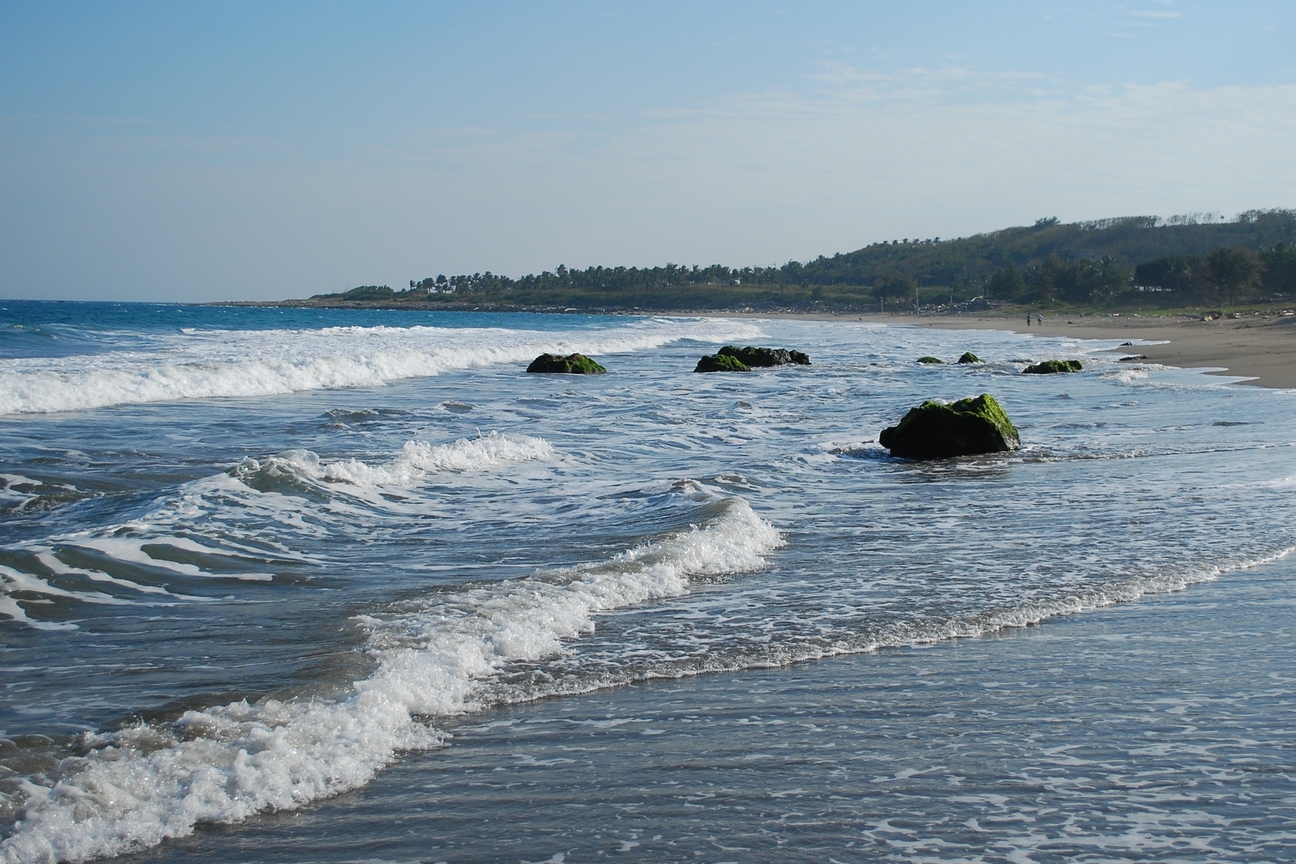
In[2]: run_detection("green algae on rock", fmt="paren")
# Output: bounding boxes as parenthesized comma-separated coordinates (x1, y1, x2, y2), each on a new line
(916, 356, 945, 365)
(695, 353, 751, 373)
(878, 393, 1020, 459)
(1022, 359, 1083, 374)
(718, 346, 811, 367)
(957, 352, 984, 364)
(526, 353, 607, 374)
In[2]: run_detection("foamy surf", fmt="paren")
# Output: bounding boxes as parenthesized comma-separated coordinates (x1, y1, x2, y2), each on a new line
(0, 496, 783, 864)
(0, 432, 557, 630)
(0, 318, 765, 415)
(250, 431, 556, 490)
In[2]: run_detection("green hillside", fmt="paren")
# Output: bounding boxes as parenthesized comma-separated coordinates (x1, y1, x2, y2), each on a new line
(302, 210, 1296, 312)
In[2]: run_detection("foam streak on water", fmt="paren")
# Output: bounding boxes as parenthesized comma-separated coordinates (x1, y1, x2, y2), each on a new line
(0, 432, 557, 629)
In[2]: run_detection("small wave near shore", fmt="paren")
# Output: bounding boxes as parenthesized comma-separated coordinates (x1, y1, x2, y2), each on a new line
(0, 492, 782, 864)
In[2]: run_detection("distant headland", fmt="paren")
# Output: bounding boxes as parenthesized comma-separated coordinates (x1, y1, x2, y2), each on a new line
(257, 210, 1296, 316)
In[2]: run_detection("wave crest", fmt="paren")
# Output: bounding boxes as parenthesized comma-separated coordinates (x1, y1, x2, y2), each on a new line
(0, 318, 766, 415)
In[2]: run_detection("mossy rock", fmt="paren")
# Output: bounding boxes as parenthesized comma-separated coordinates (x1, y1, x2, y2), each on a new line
(695, 353, 751, 373)
(718, 345, 811, 367)
(526, 353, 607, 374)
(1022, 359, 1082, 374)
(957, 352, 984, 364)
(878, 393, 1020, 460)
(916, 356, 945, 365)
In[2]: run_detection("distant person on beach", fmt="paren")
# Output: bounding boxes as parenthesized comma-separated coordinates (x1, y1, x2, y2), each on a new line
(1036, 314, 1043, 325)
(1025, 313, 1031, 327)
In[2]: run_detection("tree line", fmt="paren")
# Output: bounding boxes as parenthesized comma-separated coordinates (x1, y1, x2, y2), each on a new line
(311, 210, 1296, 311)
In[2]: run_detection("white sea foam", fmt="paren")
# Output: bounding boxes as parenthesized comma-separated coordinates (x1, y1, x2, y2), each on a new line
(0, 432, 555, 631)
(274, 432, 555, 489)
(0, 318, 765, 415)
(0, 496, 783, 863)
(0, 564, 133, 631)
(34, 553, 184, 598)
(0, 474, 42, 512)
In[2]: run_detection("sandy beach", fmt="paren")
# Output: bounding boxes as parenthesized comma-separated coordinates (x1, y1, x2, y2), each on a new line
(765, 311, 1296, 390)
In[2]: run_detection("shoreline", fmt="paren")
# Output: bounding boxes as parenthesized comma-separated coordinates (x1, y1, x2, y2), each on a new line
(139, 553, 1296, 863)
(883, 312, 1296, 390)
(206, 299, 1296, 391)
(711, 309, 1296, 390)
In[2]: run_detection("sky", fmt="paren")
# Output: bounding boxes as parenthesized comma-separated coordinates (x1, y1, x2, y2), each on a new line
(2, 1, 1295, 302)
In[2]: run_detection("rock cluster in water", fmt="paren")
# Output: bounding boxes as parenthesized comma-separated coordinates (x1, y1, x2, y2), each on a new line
(695, 353, 752, 373)
(526, 353, 607, 374)
(695, 346, 811, 373)
(879, 393, 1020, 459)
(718, 345, 811, 367)
(1022, 359, 1082, 374)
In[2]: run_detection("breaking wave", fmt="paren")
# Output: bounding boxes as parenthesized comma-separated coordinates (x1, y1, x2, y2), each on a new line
(0, 496, 783, 863)
(0, 318, 764, 415)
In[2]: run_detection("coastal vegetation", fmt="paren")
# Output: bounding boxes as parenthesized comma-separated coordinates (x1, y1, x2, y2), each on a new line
(299, 210, 1296, 314)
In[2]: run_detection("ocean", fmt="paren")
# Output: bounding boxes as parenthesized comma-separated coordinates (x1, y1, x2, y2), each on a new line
(0, 301, 1293, 863)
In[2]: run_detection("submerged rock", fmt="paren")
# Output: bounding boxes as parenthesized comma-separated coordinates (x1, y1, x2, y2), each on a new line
(718, 346, 811, 367)
(957, 352, 984, 364)
(878, 393, 1020, 459)
(526, 353, 607, 374)
(1022, 359, 1082, 374)
(916, 356, 945, 365)
(695, 353, 751, 373)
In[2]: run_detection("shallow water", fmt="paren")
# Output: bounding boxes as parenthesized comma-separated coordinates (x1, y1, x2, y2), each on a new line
(1, 302, 1293, 862)
(131, 556, 1296, 864)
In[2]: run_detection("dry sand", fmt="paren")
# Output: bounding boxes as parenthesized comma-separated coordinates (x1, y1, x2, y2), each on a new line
(725, 310, 1296, 390)
(910, 312, 1296, 390)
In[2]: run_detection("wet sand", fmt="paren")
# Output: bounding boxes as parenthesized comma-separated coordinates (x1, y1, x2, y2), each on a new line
(870, 313, 1296, 389)
(728, 311, 1296, 390)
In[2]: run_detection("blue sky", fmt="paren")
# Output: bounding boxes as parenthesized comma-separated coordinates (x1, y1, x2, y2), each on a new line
(2, 1, 1295, 301)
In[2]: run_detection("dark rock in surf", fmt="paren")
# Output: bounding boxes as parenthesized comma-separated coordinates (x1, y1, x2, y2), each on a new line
(695, 353, 751, 373)
(526, 353, 607, 374)
(916, 356, 945, 365)
(718, 345, 811, 367)
(878, 393, 1020, 460)
(957, 352, 984, 364)
(1118, 355, 1148, 362)
(1022, 359, 1082, 374)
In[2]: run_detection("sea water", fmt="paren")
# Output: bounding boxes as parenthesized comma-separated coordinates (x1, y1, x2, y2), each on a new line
(0, 301, 1293, 863)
